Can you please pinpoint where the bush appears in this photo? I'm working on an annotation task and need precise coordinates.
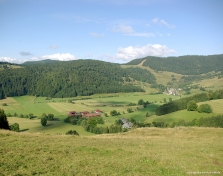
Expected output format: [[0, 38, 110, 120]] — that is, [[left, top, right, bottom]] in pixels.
[[66, 130, 79, 135], [2, 103, 7, 106], [7, 113, 12, 117], [138, 99, 144, 105], [10, 123, 20, 132], [198, 104, 213, 113], [187, 100, 198, 111], [41, 118, 47, 126]]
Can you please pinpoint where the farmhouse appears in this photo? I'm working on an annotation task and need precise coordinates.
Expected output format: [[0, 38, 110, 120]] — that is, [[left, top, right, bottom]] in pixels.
[[95, 109, 103, 114], [68, 111, 77, 117], [80, 111, 89, 116], [68, 110, 101, 118], [121, 118, 133, 129]]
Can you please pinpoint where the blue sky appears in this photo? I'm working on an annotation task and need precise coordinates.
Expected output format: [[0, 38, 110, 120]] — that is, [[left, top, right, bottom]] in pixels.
[[0, 0, 222, 63]]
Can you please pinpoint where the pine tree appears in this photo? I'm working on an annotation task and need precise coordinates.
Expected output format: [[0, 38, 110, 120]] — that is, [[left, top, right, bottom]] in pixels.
[[0, 109, 10, 130]]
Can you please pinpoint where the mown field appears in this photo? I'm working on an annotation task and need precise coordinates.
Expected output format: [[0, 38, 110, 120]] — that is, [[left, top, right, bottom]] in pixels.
[[0, 127, 222, 175]]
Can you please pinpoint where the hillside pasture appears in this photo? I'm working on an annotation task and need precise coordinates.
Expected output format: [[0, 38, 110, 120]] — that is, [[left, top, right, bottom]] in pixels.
[[0, 127, 222, 175], [7, 117, 93, 135], [193, 77, 223, 91], [145, 99, 223, 124]]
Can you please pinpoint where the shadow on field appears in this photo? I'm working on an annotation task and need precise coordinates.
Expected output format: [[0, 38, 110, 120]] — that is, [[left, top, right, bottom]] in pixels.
[[19, 128, 29, 132]]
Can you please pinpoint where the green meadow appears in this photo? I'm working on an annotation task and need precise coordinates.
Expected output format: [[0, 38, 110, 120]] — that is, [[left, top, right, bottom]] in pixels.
[[1, 92, 223, 135]]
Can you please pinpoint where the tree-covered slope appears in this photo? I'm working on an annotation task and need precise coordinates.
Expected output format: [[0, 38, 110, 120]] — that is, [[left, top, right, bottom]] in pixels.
[[0, 60, 156, 98], [126, 54, 223, 75]]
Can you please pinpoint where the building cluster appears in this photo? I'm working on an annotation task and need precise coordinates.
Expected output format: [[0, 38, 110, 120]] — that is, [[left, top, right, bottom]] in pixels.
[[68, 109, 102, 118]]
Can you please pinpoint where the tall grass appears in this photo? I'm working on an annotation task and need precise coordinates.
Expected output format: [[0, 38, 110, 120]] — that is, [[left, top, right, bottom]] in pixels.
[[0, 127, 222, 175]]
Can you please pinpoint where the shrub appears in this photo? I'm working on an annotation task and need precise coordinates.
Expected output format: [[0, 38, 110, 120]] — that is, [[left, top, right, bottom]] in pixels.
[[41, 118, 47, 126], [198, 104, 213, 113], [66, 130, 79, 136], [10, 123, 20, 132], [7, 113, 12, 117], [187, 100, 198, 111], [2, 103, 7, 106], [138, 99, 144, 105]]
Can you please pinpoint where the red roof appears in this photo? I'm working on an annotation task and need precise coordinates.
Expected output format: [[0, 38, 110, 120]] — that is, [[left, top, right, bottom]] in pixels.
[[81, 111, 89, 115], [68, 111, 77, 116], [85, 113, 101, 118], [95, 109, 102, 113]]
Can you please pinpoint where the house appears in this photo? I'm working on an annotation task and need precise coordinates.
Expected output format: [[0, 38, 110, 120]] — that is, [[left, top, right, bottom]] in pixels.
[[95, 109, 103, 114], [122, 122, 133, 129], [80, 111, 89, 116], [68, 111, 77, 117], [85, 113, 101, 118], [120, 118, 133, 129], [121, 118, 128, 124], [68, 111, 81, 117]]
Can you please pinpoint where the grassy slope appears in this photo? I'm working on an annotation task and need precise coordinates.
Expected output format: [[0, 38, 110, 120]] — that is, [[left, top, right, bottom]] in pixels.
[[1, 127, 223, 175], [122, 61, 182, 85]]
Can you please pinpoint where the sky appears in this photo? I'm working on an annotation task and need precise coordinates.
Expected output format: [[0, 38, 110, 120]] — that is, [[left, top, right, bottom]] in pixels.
[[0, 0, 223, 64]]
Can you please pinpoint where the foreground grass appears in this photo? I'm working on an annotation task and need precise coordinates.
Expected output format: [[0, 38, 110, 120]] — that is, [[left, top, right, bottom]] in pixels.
[[0, 127, 222, 176]]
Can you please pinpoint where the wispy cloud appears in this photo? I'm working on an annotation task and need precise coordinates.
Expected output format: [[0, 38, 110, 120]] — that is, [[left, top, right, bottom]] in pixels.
[[115, 44, 176, 61], [83, 0, 164, 5], [152, 18, 175, 28], [19, 51, 33, 56], [89, 32, 105, 37], [42, 53, 76, 61], [54, 13, 103, 24], [112, 24, 155, 37], [50, 45, 58, 49]]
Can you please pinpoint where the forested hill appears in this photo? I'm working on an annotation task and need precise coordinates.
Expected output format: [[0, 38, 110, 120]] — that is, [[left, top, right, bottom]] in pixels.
[[126, 54, 223, 75], [0, 60, 156, 98]]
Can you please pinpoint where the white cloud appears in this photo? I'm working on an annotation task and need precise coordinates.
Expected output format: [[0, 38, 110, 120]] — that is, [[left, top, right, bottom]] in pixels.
[[89, 32, 105, 37], [152, 18, 175, 28], [112, 24, 155, 37], [0, 57, 16, 63], [42, 53, 76, 61], [116, 44, 176, 61]]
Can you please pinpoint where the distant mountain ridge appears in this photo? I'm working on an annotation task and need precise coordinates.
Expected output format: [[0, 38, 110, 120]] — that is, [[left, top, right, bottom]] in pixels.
[[126, 54, 223, 75], [22, 59, 60, 65]]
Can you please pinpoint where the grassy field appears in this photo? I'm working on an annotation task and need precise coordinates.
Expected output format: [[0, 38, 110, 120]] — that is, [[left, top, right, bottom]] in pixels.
[[0, 127, 222, 175], [1, 94, 223, 135]]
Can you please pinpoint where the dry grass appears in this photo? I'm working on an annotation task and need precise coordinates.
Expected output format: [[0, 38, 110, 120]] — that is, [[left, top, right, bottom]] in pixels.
[[0, 127, 222, 175]]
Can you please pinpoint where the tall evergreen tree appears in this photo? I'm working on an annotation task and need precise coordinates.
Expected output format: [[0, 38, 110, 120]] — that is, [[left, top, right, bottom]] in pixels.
[[0, 109, 10, 130]]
